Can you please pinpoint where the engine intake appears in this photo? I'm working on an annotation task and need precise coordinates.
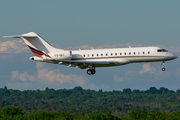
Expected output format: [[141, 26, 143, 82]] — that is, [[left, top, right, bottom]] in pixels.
[[29, 56, 43, 61]]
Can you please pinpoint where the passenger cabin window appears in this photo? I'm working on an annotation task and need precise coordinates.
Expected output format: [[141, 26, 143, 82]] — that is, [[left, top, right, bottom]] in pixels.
[[87, 54, 89, 57], [148, 51, 150, 54], [120, 53, 122, 55], [101, 54, 103, 56], [143, 52, 145, 54], [111, 53, 113, 56], [115, 53, 117, 55], [83, 55, 85, 57], [157, 49, 168, 52], [134, 52, 135, 55], [97, 54, 99, 56], [92, 54, 94, 57], [106, 53, 108, 56], [129, 52, 131, 55], [124, 53, 126, 55]]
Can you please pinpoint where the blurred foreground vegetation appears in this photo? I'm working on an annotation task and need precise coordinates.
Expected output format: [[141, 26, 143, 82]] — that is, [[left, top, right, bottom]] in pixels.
[[1, 106, 180, 120], [1, 86, 180, 118]]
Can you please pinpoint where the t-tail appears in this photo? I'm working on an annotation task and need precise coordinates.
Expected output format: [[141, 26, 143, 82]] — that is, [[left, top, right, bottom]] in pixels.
[[4, 32, 64, 58]]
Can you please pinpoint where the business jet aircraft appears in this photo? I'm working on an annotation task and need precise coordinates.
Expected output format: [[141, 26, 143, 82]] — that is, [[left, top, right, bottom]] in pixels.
[[4, 32, 177, 75]]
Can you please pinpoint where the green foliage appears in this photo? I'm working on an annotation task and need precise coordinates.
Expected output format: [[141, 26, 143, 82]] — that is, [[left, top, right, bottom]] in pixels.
[[55, 111, 74, 120], [0, 106, 23, 119], [128, 109, 148, 119], [1, 106, 180, 120], [28, 112, 56, 120], [0, 86, 180, 117]]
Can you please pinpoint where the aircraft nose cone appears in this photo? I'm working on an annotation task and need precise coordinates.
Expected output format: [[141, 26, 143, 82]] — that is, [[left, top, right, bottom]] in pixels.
[[171, 54, 178, 59], [174, 55, 178, 59], [168, 53, 178, 60]]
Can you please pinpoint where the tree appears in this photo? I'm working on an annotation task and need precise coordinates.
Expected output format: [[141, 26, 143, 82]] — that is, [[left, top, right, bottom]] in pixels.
[[0, 106, 23, 118], [159, 87, 169, 93], [123, 88, 132, 94], [176, 89, 180, 93], [29, 111, 55, 120], [73, 86, 83, 91], [45, 87, 49, 91], [4, 86, 7, 90], [169, 90, 175, 93], [105, 110, 114, 120], [128, 109, 148, 119], [150, 87, 157, 91], [99, 89, 103, 92], [145, 87, 159, 94], [133, 89, 141, 93]]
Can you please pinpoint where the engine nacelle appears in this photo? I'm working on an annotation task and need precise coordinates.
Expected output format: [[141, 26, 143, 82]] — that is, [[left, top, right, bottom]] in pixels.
[[29, 56, 44, 61], [49, 50, 72, 60]]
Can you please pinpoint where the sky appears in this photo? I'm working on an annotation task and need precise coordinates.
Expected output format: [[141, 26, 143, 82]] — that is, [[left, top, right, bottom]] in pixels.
[[0, 0, 180, 91]]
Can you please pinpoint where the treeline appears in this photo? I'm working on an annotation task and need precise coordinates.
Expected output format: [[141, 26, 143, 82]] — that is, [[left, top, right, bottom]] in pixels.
[[1, 106, 180, 120], [1, 86, 180, 116]]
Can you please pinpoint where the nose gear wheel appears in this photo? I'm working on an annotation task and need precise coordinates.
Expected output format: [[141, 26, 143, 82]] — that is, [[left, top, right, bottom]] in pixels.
[[162, 67, 166, 71]]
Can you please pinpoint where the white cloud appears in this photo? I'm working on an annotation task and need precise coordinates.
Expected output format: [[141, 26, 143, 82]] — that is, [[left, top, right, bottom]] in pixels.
[[11, 62, 86, 86], [0, 40, 29, 53], [125, 70, 132, 77], [36, 62, 85, 85], [113, 74, 123, 82], [138, 63, 157, 75], [11, 71, 34, 81]]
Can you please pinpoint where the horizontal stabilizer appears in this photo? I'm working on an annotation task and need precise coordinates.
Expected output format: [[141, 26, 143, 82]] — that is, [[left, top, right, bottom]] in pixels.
[[3, 35, 37, 38], [4, 32, 37, 38]]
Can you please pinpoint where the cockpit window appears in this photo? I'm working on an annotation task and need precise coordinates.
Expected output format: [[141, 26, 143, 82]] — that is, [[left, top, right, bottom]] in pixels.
[[157, 49, 168, 52]]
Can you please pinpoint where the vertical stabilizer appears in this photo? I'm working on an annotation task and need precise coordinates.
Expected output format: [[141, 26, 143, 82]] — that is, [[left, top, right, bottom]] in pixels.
[[4, 32, 63, 57]]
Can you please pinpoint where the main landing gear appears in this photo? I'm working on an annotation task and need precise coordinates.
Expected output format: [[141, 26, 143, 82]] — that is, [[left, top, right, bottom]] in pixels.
[[87, 66, 96, 75], [162, 61, 166, 71], [87, 69, 96, 75]]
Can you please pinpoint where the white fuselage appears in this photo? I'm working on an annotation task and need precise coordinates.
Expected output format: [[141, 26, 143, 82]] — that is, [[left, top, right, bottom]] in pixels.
[[68, 46, 177, 67]]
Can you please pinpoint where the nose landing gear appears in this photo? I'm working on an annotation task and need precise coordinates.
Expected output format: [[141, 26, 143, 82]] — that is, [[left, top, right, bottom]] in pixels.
[[162, 61, 166, 71]]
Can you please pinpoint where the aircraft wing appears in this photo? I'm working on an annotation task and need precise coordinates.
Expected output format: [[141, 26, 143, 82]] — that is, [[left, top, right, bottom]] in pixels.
[[52, 59, 109, 69], [56, 60, 110, 64], [52, 59, 130, 69]]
